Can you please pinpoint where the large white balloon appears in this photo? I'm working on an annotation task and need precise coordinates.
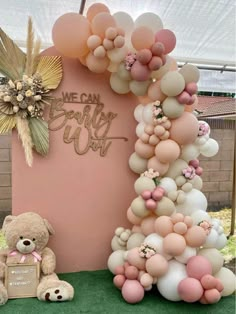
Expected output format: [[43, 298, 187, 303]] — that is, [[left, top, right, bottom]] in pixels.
[[107, 250, 125, 274], [202, 229, 218, 248], [200, 138, 219, 157], [113, 12, 134, 37], [176, 189, 208, 216], [134, 12, 163, 33], [159, 177, 177, 194], [157, 260, 187, 301], [214, 267, 236, 296], [180, 144, 200, 162], [134, 104, 144, 122], [144, 233, 164, 254], [191, 210, 211, 225], [142, 103, 154, 124], [175, 246, 197, 264]]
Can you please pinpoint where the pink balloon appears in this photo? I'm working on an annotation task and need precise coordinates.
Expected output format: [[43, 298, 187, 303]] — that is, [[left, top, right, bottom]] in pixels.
[[113, 274, 126, 289], [137, 49, 152, 65], [177, 91, 191, 104], [127, 248, 146, 270], [185, 226, 207, 247], [146, 199, 157, 210], [141, 190, 152, 200], [185, 82, 198, 95], [204, 289, 221, 304], [131, 26, 155, 50], [146, 254, 169, 277], [91, 12, 116, 38], [195, 167, 203, 175], [52, 13, 91, 58], [186, 256, 212, 280], [155, 29, 176, 54], [125, 266, 139, 280], [151, 42, 165, 56], [148, 56, 163, 71], [200, 274, 218, 290], [86, 53, 110, 73], [122, 280, 145, 304], [155, 216, 173, 237], [131, 61, 151, 81], [189, 159, 199, 168], [169, 112, 199, 145], [155, 139, 180, 163], [178, 278, 204, 302]]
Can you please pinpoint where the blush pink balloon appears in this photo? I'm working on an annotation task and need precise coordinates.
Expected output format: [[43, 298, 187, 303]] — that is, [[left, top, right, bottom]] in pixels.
[[131, 61, 151, 81], [185, 226, 207, 247], [204, 289, 221, 304], [147, 80, 167, 102], [141, 190, 152, 200], [200, 274, 218, 290], [177, 91, 191, 104], [186, 256, 212, 280], [169, 112, 199, 145], [113, 274, 126, 289], [146, 199, 157, 210], [148, 56, 163, 71], [146, 254, 169, 277], [91, 12, 116, 38], [155, 29, 176, 54], [125, 266, 139, 280], [151, 42, 165, 56], [155, 139, 180, 163], [122, 280, 145, 303], [52, 13, 91, 58], [131, 26, 155, 50], [86, 3, 110, 22], [127, 248, 146, 270], [137, 49, 152, 65], [140, 216, 156, 235], [178, 278, 204, 302], [185, 82, 198, 95]]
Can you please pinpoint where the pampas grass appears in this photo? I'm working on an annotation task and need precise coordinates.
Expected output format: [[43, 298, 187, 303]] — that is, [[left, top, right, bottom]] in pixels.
[[16, 116, 33, 166]]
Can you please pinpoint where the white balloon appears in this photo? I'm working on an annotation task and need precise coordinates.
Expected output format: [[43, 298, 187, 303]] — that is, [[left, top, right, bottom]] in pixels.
[[215, 233, 227, 250], [107, 46, 128, 63], [214, 267, 236, 296], [136, 122, 145, 137], [176, 189, 208, 216], [144, 233, 164, 254], [157, 260, 187, 301], [134, 104, 144, 122], [135, 13, 163, 33], [107, 250, 125, 274], [175, 246, 197, 264], [191, 210, 211, 225], [142, 103, 154, 124], [113, 12, 134, 37], [180, 144, 200, 162], [159, 177, 177, 195], [203, 229, 218, 248], [200, 138, 219, 157]]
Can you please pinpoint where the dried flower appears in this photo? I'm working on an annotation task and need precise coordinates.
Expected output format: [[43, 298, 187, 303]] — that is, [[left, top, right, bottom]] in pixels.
[[22, 75, 29, 82], [17, 82, 22, 90], [25, 90, 33, 97], [139, 243, 157, 258], [13, 105, 19, 113], [16, 94, 24, 102], [198, 122, 209, 136], [3, 95, 11, 102], [34, 95, 41, 101], [182, 166, 196, 179], [142, 168, 159, 180], [198, 220, 212, 235], [8, 80, 15, 88], [124, 52, 136, 70]]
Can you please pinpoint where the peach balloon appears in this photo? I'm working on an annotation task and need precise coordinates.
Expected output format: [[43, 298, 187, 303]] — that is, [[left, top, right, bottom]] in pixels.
[[173, 222, 188, 235], [137, 95, 153, 104], [86, 53, 110, 73], [186, 256, 212, 280], [86, 3, 110, 22], [147, 157, 169, 176], [127, 248, 146, 270], [127, 207, 142, 225], [52, 13, 91, 58], [91, 12, 116, 38], [131, 26, 155, 50], [140, 216, 156, 235], [140, 273, 153, 287], [113, 274, 126, 289], [154, 216, 173, 237], [163, 233, 186, 256], [204, 289, 221, 304], [185, 226, 207, 247], [146, 254, 169, 277], [78, 54, 88, 66], [169, 112, 199, 145], [155, 140, 180, 163], [147, 80, 167, 102], [135, 139, 155, 159]]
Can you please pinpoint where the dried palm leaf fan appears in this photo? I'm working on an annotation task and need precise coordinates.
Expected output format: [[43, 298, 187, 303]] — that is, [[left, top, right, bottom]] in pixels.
[[0, 17, 63, 166]]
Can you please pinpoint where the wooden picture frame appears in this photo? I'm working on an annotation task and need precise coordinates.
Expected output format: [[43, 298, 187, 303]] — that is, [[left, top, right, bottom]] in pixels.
[[5, 263, 40, 299]]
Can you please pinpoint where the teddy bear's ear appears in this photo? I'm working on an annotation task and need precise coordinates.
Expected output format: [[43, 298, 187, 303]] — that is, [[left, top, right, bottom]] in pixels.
[[2, 215, 16, 233], [43, 219, 55, 235]]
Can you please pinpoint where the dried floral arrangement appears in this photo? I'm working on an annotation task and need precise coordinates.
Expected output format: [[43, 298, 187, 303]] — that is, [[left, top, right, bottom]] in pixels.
[[0, 18, 62, 166]]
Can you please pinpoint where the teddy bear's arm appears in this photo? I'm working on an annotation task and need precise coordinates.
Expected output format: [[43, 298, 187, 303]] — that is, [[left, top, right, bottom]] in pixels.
[[0, 249, 8, 280], [41, 247, 56, 275]]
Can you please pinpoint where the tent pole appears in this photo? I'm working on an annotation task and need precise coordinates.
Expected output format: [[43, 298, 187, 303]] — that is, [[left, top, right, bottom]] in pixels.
[[79, 0, 86, 15]]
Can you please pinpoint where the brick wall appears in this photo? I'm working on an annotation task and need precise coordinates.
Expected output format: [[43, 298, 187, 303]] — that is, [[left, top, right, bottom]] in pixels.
[[0, 121, 234, 223], [0, 133, 11, 225]]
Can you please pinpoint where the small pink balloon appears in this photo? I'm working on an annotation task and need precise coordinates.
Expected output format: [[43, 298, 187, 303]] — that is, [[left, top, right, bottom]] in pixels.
[[204, 289, 221, 304], [187, 256, 212, 280], [114, 35, 125, 48], [146, 199, 157, 210], [177, 91, 191, 104], [178, 278, 204, 302], [140, 273, 153, 287], [186, 95, 195, 105], [131, 61, 151, 81], [215, 279, 224, 292], [137, 49, 152, 65], [148, 56, 163, 71], [125, 266, 139, 280], [87, 35, 102, 50], [121, 279, 145, 304], [161, 54, 167, 64], [151, 42, 165, 56], [151, 190, 163, 201], [155, 29, 176, 54], [195, 167, 203, 176], [141, 190, 152, 200], [113, 274, 126, 289], [189, 159, 199, 168], [185, 82, 198, 95], [173, 222, 188, 235], [200, 274, 217, 290]]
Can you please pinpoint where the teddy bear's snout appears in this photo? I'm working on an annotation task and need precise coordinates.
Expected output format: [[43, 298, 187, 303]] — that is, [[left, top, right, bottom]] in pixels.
[[16, 238, 36, 254]]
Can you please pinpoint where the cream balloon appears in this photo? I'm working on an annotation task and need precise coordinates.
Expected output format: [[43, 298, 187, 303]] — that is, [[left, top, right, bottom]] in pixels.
[[197, 248, 224, 274], [179, 64, 200, 83], [180, 144, 200, 162], [113, 12, 134, 37], [135, 13, 163, 33], [200, 139, 219, 157], [176, 189, 207, 216], [142, 103, 154, 124], [110, 73, 130, 94], [107, 250, 125, 274], [191, 210, 211, 225], [127, 233, 146, 250], [129, 152, 148, 174], [159, 177, 177, 194], [162, 97, 185, 119], [107, 46, 128, 63], [175, 246, 197, 264], [214, 267, 236, 297], [134, 176, 156, 195], [160, 72, 185, 97], [117, 62, 132, 80], [136, 122, 145, 137], [131, 196, 150, 217], [165, 159, 188, 179], [130, 80, 151, 96], [107, 61, 119, 72]]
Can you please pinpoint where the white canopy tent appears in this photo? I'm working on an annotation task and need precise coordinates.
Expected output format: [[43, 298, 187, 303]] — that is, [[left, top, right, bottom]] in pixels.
[[0, 0, 235, 92]]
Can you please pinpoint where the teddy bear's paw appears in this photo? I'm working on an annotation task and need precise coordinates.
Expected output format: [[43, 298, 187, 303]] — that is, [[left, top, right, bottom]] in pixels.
[[0, 285, 8, 305], [38, 280, 74, 302]]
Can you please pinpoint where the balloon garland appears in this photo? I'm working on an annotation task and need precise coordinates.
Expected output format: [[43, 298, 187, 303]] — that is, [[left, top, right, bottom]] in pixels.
[[51, 3, 235, 305]]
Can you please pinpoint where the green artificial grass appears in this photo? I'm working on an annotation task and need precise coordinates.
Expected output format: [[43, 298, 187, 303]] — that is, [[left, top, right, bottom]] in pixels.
[[0, 270, 235, 314]]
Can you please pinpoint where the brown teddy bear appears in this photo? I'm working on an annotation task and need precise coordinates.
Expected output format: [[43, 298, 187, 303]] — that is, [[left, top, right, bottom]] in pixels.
[[0, 212, 74, 305]]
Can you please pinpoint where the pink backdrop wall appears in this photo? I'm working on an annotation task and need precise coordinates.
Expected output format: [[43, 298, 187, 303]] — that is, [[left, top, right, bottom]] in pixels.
[[12, 47, 139, 273]]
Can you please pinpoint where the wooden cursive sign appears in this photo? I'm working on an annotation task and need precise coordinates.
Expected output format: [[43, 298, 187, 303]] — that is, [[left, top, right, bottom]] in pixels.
[[48, 92, 128, 157]]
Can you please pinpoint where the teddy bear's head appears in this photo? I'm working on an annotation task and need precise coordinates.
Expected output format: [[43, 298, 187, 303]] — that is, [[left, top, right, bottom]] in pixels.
[[2, 212, 55, 254]]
